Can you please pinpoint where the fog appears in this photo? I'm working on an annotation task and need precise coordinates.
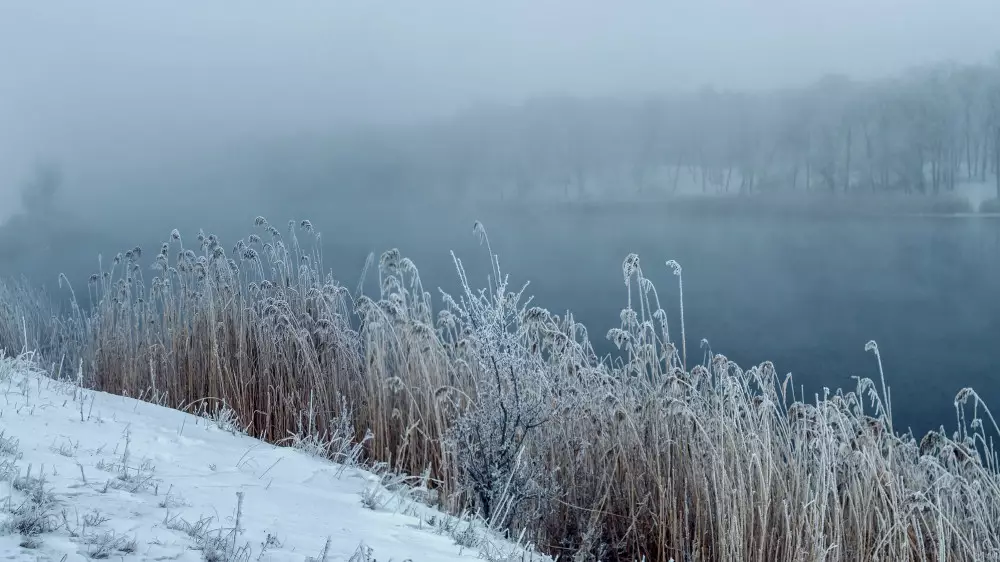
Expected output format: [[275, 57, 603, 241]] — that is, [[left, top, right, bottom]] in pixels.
[[3, 1, 1000, 434], [4, 0, 1000, 209]]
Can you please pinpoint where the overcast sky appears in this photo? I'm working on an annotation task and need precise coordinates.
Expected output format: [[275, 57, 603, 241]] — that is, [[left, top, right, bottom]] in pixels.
[[2, 0, 999, 217]]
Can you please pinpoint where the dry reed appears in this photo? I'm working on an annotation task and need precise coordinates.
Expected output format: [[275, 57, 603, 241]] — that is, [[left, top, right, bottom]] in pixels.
[[1, 217, 998, 561]]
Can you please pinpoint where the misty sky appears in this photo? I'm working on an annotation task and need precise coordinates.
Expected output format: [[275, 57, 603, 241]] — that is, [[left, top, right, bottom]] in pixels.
[[2, 0, 999, 219]]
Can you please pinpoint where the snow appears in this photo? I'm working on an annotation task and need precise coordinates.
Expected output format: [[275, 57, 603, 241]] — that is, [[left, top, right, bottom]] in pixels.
[[0, 354, 550, 562], [956, 179, 998, 210]]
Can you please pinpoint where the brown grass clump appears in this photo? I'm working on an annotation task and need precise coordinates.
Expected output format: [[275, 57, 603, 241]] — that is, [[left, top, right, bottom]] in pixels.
[[2, 217, 999, 561]]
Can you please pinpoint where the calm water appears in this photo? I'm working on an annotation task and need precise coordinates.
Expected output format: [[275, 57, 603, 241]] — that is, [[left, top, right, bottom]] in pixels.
[[406, 209, 1000, 437], [21, 202, 1000, 438]]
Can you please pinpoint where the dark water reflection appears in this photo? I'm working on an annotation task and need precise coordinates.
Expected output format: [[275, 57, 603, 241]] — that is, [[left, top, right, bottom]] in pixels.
[[463, 211, 1000, 437], [14, 201, 1000, 438]]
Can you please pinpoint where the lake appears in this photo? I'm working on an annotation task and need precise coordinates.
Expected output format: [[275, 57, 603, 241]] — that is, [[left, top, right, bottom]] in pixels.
[[12, 198, 1000, 438], [362, 205, 1000, 438]]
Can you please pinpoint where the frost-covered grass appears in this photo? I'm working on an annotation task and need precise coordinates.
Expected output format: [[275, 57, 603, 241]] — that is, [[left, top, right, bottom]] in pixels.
[[2, 216, 999, 561], [0, 277, 60, 360]]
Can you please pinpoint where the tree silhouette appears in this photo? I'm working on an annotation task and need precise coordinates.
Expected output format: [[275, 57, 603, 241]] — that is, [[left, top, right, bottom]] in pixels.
[[20, 161, 62, 215]]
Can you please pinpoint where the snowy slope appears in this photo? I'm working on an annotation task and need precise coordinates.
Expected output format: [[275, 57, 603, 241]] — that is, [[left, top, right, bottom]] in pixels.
[[0, 354, 551, 562]]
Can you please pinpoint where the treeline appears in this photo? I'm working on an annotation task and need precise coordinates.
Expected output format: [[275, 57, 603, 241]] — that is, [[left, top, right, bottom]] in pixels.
[[254, 57, 1000, 203]]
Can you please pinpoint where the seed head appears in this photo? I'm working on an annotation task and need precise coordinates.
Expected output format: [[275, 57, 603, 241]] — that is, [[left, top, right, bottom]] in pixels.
[[473, 220, 487, 244], [622, 254, 640, 283], [380, 249, 401, 273]]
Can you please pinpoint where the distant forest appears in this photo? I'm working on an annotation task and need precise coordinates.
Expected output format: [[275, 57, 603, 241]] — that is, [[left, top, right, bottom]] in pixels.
[[253, 56, 1000, 204], [6, 56, 1000, 277]]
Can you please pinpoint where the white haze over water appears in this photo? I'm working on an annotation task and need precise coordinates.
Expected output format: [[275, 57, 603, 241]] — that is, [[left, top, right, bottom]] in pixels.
[[1, 0, 1000, 220]]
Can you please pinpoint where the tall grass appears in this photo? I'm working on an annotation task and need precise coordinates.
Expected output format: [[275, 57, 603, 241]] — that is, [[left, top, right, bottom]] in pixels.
[[0, 277, 64, 359], [1, 216, 998, 561]]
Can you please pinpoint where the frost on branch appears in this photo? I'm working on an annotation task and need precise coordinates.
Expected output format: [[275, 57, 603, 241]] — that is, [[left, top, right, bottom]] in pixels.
[[440, 222, 555, 528]]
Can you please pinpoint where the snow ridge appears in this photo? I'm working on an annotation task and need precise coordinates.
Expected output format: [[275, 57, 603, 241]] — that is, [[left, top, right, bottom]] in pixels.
[[0, 353, 550, 562]]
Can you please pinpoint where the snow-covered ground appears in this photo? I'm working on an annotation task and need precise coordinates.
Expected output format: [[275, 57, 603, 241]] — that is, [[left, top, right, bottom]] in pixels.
[[956, 180, 998, 211], [0, 353, 550, 562]]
